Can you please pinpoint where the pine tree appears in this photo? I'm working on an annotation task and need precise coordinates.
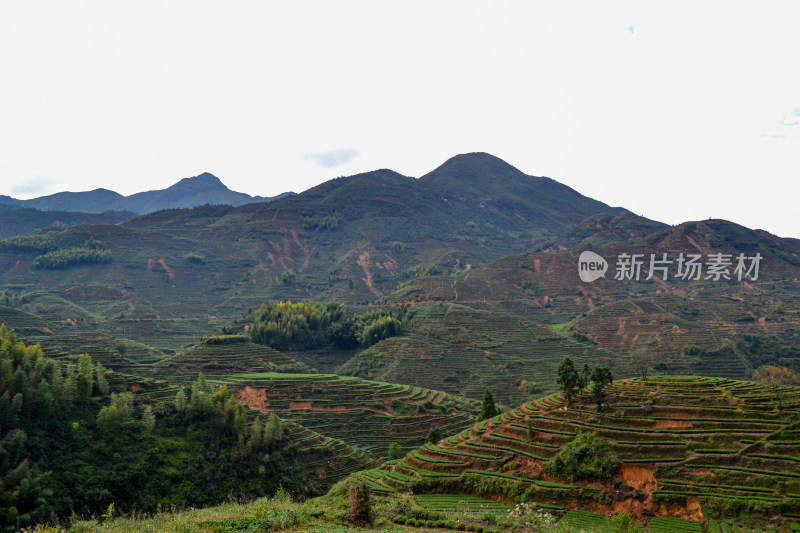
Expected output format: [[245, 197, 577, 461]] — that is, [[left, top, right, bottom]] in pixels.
[[141, 404, 156, 431], [479, 387, 499, 421], [556, 357, 580, 407], [174, 388, 187, 412], [590, 367, 614, 412], [95, 362, 109, 395]]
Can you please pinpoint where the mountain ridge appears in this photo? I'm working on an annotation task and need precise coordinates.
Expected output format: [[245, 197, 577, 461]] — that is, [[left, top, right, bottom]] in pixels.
[[0, 172, 294, 215]]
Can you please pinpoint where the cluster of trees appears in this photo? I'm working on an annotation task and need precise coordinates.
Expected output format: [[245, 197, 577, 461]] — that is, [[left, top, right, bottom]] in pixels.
[[248, 300, 402, 351], [0, 234, 56, 253], [0, 235, 113, 270], [301, 214, 343, 231], [0, 326, 112, 529], [31, 247, 112, 270], [556, 357, 613, 411], [0, 325, 308, 528], [0, 290, 18, 307]]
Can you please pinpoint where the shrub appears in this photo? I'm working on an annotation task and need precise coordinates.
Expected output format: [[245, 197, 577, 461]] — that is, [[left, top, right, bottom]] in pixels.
[[543, 432, 617, 481], [345, 480, 373, 526]]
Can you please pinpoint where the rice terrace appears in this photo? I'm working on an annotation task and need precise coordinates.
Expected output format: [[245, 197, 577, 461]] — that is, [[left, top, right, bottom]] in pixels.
[[2, 3, 800, 531]]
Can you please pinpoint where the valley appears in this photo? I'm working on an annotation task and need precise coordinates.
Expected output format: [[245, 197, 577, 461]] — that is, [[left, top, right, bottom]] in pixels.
[[1, 153, 799, 531]]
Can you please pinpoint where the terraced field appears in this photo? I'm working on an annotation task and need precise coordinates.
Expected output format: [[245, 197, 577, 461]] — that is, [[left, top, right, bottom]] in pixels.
[[100, 367, 377, 491], [339, 303, 623, 405], [153, 334, 312, 380], [368, 376, 800, 529], [226, 372, 480, 458]]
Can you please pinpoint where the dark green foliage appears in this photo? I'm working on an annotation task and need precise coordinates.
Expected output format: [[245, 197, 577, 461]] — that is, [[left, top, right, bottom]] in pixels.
[[403, 263, 441, 279], [479, 388, 499, 421], [590, 366, 613, 412], [345, 480, 373, 526], [301, 213, 343, 231], [249, 300, 401, 351], [0, 234, 56, 253], [426, 427, 443, 444], [183, 251, 208, 263], [544, 432, 617, 481], [31, 247, 112, 269], [578, 364, 591, 390], [388, 442, 403, 459], [556, 357, 580, 407], [0, 326, 317, 527]]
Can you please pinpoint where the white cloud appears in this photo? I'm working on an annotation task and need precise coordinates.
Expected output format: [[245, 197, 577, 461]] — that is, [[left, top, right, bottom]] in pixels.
[[300, 149, 361, 169]]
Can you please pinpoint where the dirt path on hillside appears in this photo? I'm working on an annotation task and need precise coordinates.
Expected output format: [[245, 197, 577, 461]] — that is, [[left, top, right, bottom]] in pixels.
[[290, 228, 310, 272], [357, 251, 384, 297], [158, 257, 175, 280]]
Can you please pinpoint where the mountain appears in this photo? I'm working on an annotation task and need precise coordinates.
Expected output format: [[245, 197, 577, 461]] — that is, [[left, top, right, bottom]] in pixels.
[[420, 152, 628, 231], [0, 207, 136, 239], [0, 172, 293, 214]]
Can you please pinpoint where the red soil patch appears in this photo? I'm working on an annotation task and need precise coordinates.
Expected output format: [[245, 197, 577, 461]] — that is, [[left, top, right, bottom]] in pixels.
[[357, 251, 384, 298], [147, 258, 155, 274], [653, 420, 693, 429], [235, 386, 268, 412], [129, 384, 143, 392], [289, 228, 310, 273], [65, 317, 77, 326], [620, 464, 657, 493], [158, 257, 175, 280], [268, 240, 287, 269]]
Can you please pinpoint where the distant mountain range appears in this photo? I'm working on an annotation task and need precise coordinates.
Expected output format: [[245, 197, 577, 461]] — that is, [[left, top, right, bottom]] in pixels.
[[0, 172, 294, 215]]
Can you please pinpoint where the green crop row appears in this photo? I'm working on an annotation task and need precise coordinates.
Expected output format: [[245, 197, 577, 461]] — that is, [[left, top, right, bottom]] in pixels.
[[748, 453, 800, 462]]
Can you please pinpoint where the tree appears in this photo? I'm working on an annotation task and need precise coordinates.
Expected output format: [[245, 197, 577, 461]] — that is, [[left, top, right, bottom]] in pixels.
[[590, 367, 614, 412], [387, 442, 402, 460], [75, 353, 94, 403], [174, 388, 187, 412], [543, 432, 617, 481], [631, 348, 654, 381], [426, 427, 442, 444], [556, 357, 580, 407], [264, 413, 283, 446], [479, 387, 499, 420], [346, 480, 373, 526], [95, 362, 109, 396], [752, 365, 800, 412], [578, 364, 592, 390], [141, 404, 156, 431]]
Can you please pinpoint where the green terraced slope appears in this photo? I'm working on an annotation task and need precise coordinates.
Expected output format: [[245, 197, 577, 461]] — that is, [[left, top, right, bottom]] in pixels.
[[368, 376, 800, 529], [218, 372, 480, 459], [338, 303, 622, 405]]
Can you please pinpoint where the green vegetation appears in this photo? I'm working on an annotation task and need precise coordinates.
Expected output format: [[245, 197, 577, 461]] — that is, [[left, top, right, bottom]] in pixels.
[[31, 247, 112, 269], [752, 365, 800, 411], [183, 251, 208, 263], [249, 300, 401, 351], [302, 213, 343, 231], [557, 356, 580, 407], [0, 233, 56, 252], [543, 431, 618, 481], [590, 366, 613, 412], [479, 387, 499, 421]]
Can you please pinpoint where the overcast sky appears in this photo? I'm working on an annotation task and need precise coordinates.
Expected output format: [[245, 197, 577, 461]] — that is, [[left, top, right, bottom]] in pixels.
[[1, 2, 798, 237]]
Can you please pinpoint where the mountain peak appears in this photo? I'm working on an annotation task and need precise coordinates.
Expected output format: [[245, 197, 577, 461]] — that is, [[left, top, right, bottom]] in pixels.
[[421, 152, 527, 183], [169, 172, 228, 192]]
